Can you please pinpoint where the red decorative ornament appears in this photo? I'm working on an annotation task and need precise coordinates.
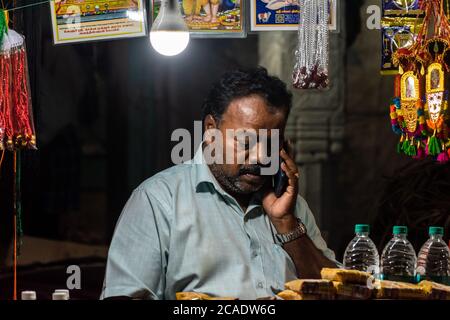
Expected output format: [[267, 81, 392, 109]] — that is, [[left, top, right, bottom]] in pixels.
[[0, 28, 36, 151]]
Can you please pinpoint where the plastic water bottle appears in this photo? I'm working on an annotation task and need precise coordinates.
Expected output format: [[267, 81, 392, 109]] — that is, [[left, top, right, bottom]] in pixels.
[[343, 224, 379, 274], [416, 226, 450, 285], [381, 226, 417, 282]]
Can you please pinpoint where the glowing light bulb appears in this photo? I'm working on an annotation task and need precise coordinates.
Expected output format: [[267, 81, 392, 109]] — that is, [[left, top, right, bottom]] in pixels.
[[150, 0, 190, 56]]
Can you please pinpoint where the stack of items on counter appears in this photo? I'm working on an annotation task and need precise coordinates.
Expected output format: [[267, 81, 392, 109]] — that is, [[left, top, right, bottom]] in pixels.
[[176, 223, 450, 300], [248, 267, 450, 300], [279, 269, 373, 300], [277, 268, 450, 300], [176, 270, 450, 300]]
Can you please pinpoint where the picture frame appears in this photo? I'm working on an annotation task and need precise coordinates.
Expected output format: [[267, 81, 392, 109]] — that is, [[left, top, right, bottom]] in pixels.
[[151, 0, 247, 38], [401, 71, 420, 102], [49, 0, 148, 44], [426, 63, 445, 93], [250, 0, 338, 32]]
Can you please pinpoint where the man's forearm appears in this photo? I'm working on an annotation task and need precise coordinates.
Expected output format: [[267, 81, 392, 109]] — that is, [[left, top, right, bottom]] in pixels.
[[282, 236, 337, 279], [271, 216, 337, 279]]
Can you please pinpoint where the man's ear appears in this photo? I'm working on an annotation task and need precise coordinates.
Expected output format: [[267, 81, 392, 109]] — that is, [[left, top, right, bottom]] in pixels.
[[204, 114, 218, 131], [203, 115, 219, 144]]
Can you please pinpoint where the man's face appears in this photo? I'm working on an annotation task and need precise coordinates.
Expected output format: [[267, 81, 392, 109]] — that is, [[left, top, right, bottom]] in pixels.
[[205, 94, 287, 195]]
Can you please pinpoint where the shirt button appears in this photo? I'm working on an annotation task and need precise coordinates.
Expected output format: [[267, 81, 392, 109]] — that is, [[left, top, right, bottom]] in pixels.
[[257, 282, 264, 289]]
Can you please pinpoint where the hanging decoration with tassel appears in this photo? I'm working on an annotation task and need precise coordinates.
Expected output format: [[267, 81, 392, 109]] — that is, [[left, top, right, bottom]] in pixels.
[[388, 0, 450, 162], [0, 10, 36, 151], [292, 0, 329, 89], [0, 8, 36, 300], [425, 61, 449, 161]]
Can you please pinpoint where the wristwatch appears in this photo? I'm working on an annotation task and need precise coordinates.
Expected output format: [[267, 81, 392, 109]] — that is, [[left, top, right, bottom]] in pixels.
[[275, 218, 307, 245]]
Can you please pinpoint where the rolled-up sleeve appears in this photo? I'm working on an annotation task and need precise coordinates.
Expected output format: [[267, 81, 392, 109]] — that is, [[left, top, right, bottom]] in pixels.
[[100, 187, 170, 300]]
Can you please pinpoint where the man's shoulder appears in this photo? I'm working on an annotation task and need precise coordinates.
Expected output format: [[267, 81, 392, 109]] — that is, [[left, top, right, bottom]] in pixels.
[[135, 162, 195, 197]]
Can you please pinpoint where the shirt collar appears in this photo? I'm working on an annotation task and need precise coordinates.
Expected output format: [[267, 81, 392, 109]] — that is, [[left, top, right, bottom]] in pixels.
[[190, 143, 232, 197]]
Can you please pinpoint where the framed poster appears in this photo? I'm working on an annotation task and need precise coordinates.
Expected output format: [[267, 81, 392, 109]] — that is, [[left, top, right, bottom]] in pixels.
[[151, 0, 246, 38], [50, 0, 147, 44], [250, 0, 338, 32], [382, 0, 423, 17]]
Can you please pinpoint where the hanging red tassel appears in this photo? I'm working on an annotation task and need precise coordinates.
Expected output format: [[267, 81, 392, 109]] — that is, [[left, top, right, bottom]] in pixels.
[[0, 17, 36, 301], [0, 56, 7, 150], [437, 151, 449, 163], [0, 28, 36, 151], [0, 53, 13, 150], [11, 47, 35, 149]]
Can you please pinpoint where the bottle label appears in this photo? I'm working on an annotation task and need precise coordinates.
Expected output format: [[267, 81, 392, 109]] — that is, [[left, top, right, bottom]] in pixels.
[[416, 275, 450, 286], [380, 274, 417, 284]]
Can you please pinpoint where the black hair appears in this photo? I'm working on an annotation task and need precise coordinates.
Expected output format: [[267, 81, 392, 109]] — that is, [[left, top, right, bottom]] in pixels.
[[202, 67, 292, 123]]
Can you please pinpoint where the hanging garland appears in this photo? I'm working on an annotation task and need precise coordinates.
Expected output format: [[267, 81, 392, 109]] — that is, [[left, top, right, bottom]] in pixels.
[[292, 0, 329, 89], [0, 8, 36, 300], [389, 0, 450, 162], [0, 13, 36, 151]]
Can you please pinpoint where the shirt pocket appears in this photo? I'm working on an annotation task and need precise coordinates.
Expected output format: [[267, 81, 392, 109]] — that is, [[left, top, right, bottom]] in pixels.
[[258, 236, 298, 290]]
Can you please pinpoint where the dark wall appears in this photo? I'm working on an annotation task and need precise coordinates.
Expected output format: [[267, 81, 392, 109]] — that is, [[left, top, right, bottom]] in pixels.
[[0, 4, 259, 268]]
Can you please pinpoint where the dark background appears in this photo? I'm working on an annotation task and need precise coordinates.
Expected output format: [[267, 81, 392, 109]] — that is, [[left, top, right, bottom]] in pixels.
[[0, 1, 449, 299]]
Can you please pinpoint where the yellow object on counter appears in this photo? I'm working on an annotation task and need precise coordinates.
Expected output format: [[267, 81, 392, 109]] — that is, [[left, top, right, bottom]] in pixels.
[[332, 281, 373, 300], [176, 292, 236, 300], [277, 290, 327, 300], [418, 280, 450, 300], [321, 268, 372, 285], [285, 279, 335, 295], [277, 290, 303, 300], [374, 280, 427, 300]]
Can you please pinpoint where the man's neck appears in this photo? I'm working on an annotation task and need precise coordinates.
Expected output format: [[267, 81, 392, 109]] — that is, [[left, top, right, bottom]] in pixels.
[[229, 192, 251, 213]]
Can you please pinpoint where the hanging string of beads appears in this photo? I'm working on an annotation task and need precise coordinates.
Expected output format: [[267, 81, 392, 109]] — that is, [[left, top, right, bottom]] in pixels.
[[292, 0, 329, 89]]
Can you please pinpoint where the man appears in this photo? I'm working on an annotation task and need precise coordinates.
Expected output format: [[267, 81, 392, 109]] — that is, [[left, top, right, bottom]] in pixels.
[[101, 67, 337, 300]]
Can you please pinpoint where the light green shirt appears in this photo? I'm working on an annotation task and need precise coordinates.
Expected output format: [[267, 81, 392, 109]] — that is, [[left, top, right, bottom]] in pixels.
[[101, 146, 336, 300]]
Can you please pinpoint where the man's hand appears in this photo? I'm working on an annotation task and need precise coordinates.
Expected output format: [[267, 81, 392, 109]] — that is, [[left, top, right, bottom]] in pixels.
[[262, 148, 299, 234], [262, 145, 338, 278]]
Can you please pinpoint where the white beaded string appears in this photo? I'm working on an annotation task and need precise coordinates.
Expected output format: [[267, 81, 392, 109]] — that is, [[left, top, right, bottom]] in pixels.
[[293, 0, 329, 89]]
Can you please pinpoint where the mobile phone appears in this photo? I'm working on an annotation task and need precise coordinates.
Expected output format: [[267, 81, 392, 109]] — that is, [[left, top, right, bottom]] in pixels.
[[273, 158, 288, 198], [273, 140, 289, 197]]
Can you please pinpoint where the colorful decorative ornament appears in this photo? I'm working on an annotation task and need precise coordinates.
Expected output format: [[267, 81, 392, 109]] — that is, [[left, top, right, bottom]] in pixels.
[[387, 0, 450, 162], [391, 71, 427, 157], [424, 61, 449, 158], [0, 15, 36, 151], [0, 9, 36, 300]]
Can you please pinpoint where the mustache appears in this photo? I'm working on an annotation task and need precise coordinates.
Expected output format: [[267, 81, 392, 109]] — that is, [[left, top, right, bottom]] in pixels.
[[239, 165, 263, 176]]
